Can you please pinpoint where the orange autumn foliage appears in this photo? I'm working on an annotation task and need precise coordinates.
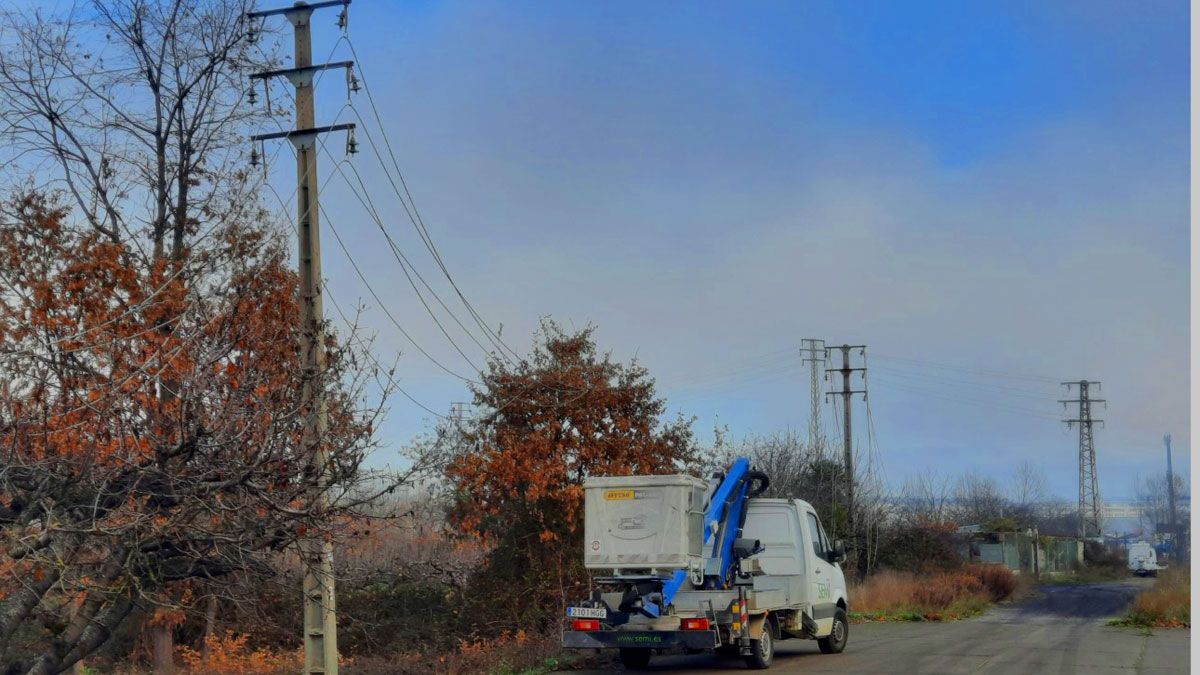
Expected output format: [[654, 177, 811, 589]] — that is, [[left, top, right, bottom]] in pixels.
[[447, 322, 695, 545], [0, 193, 378, 670], [178, 631, 302, 675], [443, 322, 695, 624]]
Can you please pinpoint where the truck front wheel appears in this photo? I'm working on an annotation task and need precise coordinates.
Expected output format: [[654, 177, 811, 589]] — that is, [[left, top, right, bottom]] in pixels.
[[818, 608, 849, 654], [743, 628, 774, 669], [619, 648, 651, 670]]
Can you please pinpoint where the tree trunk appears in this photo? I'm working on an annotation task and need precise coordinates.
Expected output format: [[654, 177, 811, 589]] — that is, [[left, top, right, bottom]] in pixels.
[[200, 595, 218, 660], [151, 624, 175, 674]]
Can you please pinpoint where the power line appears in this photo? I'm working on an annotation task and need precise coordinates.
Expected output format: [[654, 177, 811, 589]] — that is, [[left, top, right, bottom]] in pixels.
[[343, 36, 521, 363], [260, 170, 451, 421], [869, 373, 1062, 421], [261, 82, 499, 383], [336, 145, 495, 363], [867, 362, 1055, 400], [869, 352, 1062, 385]]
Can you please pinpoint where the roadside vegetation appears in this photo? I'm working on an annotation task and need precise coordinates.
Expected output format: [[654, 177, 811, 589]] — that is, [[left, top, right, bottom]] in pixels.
[[1110, 568, 1190, 629], [851, 563, 1019, 622]]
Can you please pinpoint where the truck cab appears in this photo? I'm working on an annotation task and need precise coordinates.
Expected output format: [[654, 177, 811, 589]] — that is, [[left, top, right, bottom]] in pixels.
[[564, 463, 851, 670], [744, 499, 848, 636]]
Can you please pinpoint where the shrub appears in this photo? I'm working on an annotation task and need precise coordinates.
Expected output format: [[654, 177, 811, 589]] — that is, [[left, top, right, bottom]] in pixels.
[[1083, 541, 1125, 573], [875, 523, 963, 574], [1120, 568, 1190, 628], [966, 564, 1017, 602], [178, 631, 302, 675]]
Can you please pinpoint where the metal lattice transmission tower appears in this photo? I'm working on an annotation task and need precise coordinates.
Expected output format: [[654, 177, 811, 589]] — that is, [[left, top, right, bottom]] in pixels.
[[800, 339, 827, 455], [449, 401, 469, 427], [1060, 380, 1105, 539]]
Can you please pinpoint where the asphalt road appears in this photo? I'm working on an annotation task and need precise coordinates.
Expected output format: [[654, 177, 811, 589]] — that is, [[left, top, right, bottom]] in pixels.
[[571, 579, 1190, 674]]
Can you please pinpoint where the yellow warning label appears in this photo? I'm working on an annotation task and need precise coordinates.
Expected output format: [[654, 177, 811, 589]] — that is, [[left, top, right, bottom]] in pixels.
[[604, 489, 635, 501]]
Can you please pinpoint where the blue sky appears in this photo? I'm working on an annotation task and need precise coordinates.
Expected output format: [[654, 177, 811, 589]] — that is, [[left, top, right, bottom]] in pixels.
[[271, 1, 1189, 502]]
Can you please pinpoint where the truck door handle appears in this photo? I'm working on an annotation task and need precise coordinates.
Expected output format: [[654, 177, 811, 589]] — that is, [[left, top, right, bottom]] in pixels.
[[815, 569, 821, 574]]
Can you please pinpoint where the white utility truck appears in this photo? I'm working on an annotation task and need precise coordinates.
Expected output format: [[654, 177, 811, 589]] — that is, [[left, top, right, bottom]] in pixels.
[[1128, 541, 1161, 576], [562, 458, 850, 670]]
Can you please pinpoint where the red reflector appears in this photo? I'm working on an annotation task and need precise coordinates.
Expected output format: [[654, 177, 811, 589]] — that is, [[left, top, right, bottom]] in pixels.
[[572, 619, 600, 631], [681, 617, 711, 631]]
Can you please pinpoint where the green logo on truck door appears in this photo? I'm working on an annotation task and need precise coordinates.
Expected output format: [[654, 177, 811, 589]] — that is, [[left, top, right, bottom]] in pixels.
[[817, 582, 831, 600]]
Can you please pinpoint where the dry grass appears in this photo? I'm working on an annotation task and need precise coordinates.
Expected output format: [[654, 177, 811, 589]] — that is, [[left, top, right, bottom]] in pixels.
[[1113, 568, 1190, 628], [342, 630, 578, 675], [851, 564, 1018, 622]]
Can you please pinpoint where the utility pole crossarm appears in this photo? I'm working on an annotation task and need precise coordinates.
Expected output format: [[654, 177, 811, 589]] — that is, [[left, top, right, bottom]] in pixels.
[[252, 123, 356, 142], [247, 0, 350, 20], [252, 123, 357, 152], [250, 60, 354, 82]]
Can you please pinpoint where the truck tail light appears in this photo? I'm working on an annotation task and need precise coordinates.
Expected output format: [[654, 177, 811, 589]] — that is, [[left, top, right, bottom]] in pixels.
[[571, 619, 600, 631], [681, 617, 710, 631]]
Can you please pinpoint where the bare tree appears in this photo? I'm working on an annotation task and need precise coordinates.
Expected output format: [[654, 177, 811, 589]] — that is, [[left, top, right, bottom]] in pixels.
[[898, 472, 953, 525], [1135, 472, 1189, 537], [1008, 460, 1048, 527], [0, 0, 277, 259], [949, 472, 1008, 527], [739, 429, 810, 499]]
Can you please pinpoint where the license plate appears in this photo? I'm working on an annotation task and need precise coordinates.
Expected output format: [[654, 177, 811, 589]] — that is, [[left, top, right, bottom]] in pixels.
[[567, 606, 607, 619]]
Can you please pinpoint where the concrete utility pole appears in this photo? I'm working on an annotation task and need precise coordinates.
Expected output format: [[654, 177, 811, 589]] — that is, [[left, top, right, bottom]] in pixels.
[[825, 345, 866, 535], [799, 339, 826, 454], [1060, 381, 1105, 540], [248, 2, 356, 672], [1165, 433, 1178, 547]]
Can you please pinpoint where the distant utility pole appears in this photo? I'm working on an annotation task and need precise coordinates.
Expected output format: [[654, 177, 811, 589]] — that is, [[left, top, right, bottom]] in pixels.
[[799, 339, 826, 454], [248, 2, 356, 673], [1165, 433, 1178, 544], [1060, 381, 1105, 540], [826, 344, 866, 535]]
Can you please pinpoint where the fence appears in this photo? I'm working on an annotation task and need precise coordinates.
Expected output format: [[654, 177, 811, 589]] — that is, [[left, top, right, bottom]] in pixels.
[[959, 532, 1082, 576]]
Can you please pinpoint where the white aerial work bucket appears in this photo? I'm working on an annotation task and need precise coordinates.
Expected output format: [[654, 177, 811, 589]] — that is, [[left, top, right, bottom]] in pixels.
[[582, 474, 709, 571]]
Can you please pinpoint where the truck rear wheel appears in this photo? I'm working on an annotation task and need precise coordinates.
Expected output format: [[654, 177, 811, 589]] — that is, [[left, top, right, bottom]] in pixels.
[[619, 648, 651, 670], [743, 628, 774, 669], [818, 608, 848, 654]]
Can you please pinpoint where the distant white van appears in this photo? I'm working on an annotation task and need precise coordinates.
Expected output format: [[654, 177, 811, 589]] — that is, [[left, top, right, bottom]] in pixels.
[[1128, 541, 1161, 576]]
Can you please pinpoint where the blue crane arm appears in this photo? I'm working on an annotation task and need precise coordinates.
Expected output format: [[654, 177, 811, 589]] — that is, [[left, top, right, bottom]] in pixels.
[[658, 458, 759, 608]]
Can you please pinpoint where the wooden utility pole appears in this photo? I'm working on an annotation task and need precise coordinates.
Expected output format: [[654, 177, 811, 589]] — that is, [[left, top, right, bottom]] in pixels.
[[248, 2, 355, 672], [825, 345, 865, 537]]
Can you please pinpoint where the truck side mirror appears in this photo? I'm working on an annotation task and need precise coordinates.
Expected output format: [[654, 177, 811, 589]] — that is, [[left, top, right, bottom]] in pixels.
[[831, 539, 847, 563], [732, 538, 763, 559]]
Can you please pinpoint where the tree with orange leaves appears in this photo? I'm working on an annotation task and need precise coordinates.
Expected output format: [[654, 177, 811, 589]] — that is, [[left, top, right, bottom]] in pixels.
[[0, 193, 389, 674], [445, 321, 694, 627], [0, 2, 400, 671]]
